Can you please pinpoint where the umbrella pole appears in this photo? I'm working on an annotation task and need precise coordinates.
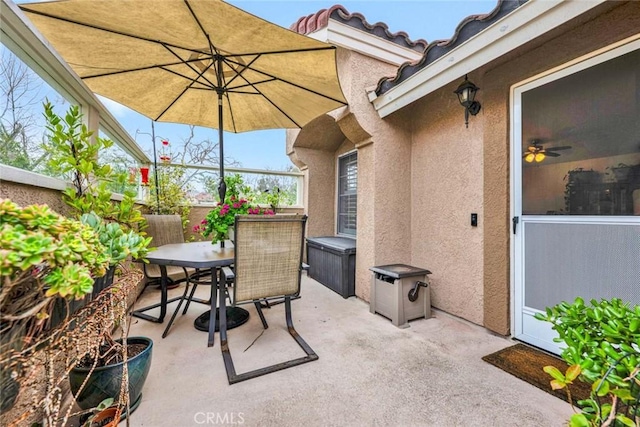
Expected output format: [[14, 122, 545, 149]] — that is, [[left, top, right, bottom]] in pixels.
[[151, 120, 161, 215], [216, 54, 226, 205], [217, 91, 226, 204], [216, 54, 227, 248]]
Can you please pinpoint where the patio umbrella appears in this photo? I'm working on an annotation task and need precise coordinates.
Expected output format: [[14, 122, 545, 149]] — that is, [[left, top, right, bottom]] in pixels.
[[20, 0, 347, 202]]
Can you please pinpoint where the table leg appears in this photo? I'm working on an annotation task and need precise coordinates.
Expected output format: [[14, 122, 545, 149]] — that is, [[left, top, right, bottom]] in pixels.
[[207, 267, 218, 347], [132, 265, 175, 323], [219, 271, 228, 344]]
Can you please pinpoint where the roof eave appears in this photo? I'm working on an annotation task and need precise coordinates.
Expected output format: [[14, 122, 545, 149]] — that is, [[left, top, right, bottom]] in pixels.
[[306, 20, 424, 66], [369, 0, 608, 118]]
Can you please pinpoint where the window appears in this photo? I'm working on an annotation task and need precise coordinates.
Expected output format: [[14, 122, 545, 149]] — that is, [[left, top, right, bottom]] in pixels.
[[521, 46, 640, 216], [0, 46, 72, 176], [337, 151, 357, 236]]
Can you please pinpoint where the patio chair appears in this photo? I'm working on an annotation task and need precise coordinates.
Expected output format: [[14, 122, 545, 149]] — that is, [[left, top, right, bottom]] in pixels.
[[219, 214, 318, 384], [135, 215, 207, 334], [142, 214, 195, 287]]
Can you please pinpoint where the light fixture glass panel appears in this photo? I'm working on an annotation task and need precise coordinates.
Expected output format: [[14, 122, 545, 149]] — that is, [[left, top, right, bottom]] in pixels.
[[535, 152, 546, 162], [460, 88, 470, 104]]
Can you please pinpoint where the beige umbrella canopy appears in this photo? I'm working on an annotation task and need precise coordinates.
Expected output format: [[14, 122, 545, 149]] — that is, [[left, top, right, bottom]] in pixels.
[[20, 0, 347, 200]]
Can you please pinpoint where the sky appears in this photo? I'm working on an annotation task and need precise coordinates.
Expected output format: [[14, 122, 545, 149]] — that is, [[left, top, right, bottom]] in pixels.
[[68, 1, 497, 170]]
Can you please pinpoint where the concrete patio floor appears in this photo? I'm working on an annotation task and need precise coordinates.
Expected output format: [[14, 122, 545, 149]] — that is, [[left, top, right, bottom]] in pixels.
[[127, 274, 573, 427]]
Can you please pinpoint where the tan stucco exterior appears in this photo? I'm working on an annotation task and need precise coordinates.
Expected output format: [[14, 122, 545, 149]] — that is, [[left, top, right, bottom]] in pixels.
[[287, 1, 640, 336], [0, 180, 72, 216]]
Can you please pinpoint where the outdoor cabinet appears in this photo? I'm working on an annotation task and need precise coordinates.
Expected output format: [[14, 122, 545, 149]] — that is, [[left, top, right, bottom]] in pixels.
[[306, 236, 356, 298], [369, 264, 432, 328]]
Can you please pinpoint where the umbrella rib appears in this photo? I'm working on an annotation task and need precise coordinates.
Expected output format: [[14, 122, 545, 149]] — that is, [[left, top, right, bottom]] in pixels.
[[227, 79, 277, 91], [81, 57, 212, 79], [183, 0, 219, 56], [249, 85, 303, 128], [223, 55, 262, 89], [154, 60, 216, 122], [19, 7, 208, 56], [230, 46, 338, 57], [225, 57, 347, 105], [163, 44, 219, 89], [161, 68, 215, 90]]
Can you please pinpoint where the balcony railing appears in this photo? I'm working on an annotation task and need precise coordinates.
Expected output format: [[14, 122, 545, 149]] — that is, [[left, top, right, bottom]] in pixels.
[[147, 162, 304, 207]]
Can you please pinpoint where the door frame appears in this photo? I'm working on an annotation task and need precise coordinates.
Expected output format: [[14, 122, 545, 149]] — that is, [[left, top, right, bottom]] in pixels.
[[510, 36, 640, 353]]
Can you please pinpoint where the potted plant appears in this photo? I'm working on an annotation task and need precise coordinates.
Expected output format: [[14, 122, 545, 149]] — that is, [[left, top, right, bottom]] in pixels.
[[535, 297, 640, 427], [69, 335, 153, 416], [193, 174, 274, 243], [0, 199, 110, 411], [41, 103, 154, 419], [80, 212, 151, 296]]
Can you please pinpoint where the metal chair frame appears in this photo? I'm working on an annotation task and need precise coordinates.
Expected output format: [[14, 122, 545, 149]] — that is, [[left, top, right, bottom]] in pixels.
[[132, 215, 207, 327], [219, 215, 317, 384]]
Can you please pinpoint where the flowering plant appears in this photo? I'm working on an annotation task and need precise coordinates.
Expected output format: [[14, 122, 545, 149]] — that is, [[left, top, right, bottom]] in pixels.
[[193, 195, 274, 243]]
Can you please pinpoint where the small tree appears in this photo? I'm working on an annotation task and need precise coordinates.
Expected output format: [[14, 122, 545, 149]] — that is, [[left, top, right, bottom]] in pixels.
[[41, 102, 145, 231], [146, 165, 192, 231]]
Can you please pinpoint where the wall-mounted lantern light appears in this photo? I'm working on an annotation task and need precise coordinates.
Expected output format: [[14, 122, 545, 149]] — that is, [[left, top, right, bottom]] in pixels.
[[454, 75, 481, 128]]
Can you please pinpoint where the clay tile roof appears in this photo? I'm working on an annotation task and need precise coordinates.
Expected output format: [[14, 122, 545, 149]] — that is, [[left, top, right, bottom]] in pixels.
[[290, 5, 428, 53], [375, 0, 528, 96]]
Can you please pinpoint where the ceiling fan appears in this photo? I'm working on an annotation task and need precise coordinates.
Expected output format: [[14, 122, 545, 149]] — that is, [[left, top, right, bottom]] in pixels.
[[523, 139, 572, 163]]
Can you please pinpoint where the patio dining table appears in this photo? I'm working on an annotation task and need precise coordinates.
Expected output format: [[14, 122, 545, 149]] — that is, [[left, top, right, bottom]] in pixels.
[[133, 240, 245, 347]]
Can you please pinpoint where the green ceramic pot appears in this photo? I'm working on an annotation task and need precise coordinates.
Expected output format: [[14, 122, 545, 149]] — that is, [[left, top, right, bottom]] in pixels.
[[69, 336, 153, 412]]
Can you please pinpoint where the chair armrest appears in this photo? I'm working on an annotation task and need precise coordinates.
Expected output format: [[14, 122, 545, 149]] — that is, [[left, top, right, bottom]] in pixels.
[[222, 266, 235, 281]]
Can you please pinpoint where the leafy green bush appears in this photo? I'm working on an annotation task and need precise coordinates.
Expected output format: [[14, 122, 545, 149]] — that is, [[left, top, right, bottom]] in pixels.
[[535, 297, 640, 427], [41, 102, 145, 232]]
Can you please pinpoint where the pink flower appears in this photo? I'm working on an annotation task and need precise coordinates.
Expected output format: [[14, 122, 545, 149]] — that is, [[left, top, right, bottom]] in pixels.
[[201, 219, 207, 224], [193, 225, 200, 232], [233, 202, 240, 209]]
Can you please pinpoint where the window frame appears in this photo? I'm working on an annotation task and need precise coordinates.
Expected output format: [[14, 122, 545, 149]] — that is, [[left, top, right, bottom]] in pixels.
[[336, 149, 357, 237], [512, 36, 640, 219]]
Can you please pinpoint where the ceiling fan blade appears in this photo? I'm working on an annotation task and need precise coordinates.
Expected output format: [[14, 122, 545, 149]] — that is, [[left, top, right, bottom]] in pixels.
[[545, 152, 561, 157], [547, 146, 572, 151], [528, 138, 551, 145]]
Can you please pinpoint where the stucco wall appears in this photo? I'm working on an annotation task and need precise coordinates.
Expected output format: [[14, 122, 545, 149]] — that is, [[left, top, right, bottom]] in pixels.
[[293, 148, 336, 238], [479, 0, 640, 335], [287, 2, 640, 333], [287, 48, 405, 300], [1, 180, 72, 215], [408, 78, 485, 325]]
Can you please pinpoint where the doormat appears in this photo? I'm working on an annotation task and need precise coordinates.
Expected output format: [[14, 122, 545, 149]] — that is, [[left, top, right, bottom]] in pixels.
[[482, 343, 591, 404]]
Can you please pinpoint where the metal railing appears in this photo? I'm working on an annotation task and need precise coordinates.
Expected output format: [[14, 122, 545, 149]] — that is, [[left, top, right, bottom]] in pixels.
[[145, 162, 304, 207]]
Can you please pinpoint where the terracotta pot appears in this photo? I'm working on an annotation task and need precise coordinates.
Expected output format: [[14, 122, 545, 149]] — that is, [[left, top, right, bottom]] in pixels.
[[90, 406, 121, 427]]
